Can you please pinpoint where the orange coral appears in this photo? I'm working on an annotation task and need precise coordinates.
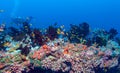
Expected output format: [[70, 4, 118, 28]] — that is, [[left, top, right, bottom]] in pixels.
[[32, 50, 43, 60], [0, 63, 5, 69], [32, 45, 51, 60], [63, 48, 69, 54], [32, 51, 38, 59], [37, 55, 42, 60], [42, 44, 51, 53], [82, 45, 87, 50], [42, 44, 48, 50]]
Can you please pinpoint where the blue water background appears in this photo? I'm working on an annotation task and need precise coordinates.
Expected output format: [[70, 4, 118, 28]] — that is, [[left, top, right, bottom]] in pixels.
[[0, 0, 120, 34]]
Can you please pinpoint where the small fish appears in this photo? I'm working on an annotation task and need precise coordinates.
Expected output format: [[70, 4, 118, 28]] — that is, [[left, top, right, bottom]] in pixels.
[[57, 28, 65, 35], [3, 42, 10, 47], [57, 28, 61, 34], [31, 32, 35, 38]]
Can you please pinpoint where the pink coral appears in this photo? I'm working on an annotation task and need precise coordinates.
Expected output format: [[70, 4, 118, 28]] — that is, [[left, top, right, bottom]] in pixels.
[[39, 42, 120, 73]]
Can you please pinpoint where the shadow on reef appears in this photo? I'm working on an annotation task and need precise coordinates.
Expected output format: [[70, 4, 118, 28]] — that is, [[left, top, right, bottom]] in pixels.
[[22, 67, 69, 73], [22, 66, 120, 73]]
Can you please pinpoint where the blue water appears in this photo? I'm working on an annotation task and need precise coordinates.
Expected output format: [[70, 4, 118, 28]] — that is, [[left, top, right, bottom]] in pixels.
[[1, 1, 120, 73], [0, 0, 120, 33]]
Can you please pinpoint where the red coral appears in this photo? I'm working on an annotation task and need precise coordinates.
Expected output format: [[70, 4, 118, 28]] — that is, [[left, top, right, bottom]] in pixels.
[[0, 63, 5, 69]]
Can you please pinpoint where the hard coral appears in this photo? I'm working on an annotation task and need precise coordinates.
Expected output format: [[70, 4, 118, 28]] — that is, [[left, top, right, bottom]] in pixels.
[[0, 63, 5, 69], [46, 25, 58, 40], [67, 22, 90, 43], [109, 28, 118, 39], [116, 37, 120, 45], [20, 46, 30, 56], [21, 21, 31, 34], [39, 41, 120, 73], [8, 27, 25, 41], [92, 29, 108, 47], [79, 22, 90, 37], [32, 45, 51, 60], [31, 29, 47, 46], [92, 28, 118, 47]]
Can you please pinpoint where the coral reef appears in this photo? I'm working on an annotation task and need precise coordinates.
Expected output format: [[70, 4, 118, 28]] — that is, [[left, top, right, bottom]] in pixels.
[[109, 28, 118, 39], [31, 29, 47, 46], [38, 40, 120, 73], [46, 25, 58, 40], [0, 17, 120, 73], [67, 22, 90, 43]]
